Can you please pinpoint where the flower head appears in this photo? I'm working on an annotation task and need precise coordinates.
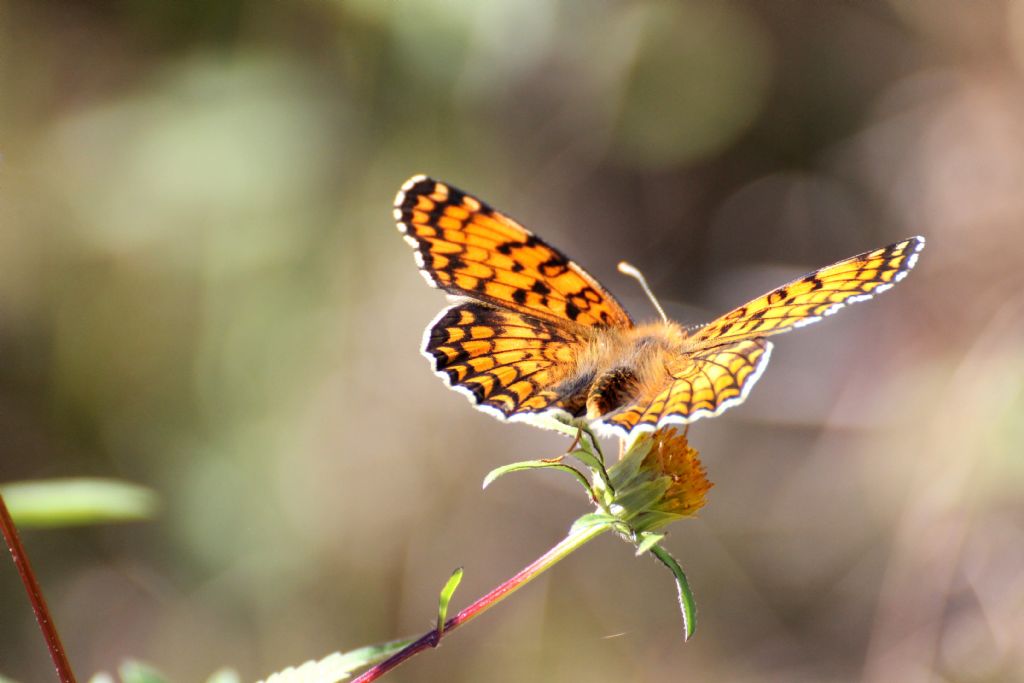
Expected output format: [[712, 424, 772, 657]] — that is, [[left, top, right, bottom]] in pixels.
[[603, 428, 712, 533]]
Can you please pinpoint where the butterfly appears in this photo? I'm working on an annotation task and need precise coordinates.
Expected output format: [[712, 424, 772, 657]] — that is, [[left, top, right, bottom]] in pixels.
[[393, 175, 925, 439]]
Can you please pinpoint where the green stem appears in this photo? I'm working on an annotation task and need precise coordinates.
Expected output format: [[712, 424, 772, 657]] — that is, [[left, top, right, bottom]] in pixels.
[[352, 522, 610, 683]]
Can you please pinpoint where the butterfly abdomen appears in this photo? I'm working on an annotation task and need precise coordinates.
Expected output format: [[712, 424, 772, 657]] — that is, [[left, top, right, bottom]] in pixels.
[[586, 367, 640, 419]]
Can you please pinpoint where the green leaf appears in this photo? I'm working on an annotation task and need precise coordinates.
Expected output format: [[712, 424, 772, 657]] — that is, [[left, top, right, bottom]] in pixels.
[[569, 447, 603, 472], [437, 567, 464, 636], [118, 661, 169, 683], [650, 544, 697, 641], [256, 640, 415, 683], [0, 479, 158, 528], [331, 639, 413, 670], [205, 669, 241, 683], [532, 414, 585, 438], [634, 531, 665, 556], [0, 674, 24, 683], [482, 460, 591, 496]]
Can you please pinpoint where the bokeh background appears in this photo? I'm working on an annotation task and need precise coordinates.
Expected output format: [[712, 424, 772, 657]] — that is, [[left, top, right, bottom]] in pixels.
[[2, 1, 1023, 681]]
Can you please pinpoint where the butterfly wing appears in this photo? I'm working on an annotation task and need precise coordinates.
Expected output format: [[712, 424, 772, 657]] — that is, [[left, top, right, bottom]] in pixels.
[[602, 339, 773, 436], [423, 301, 586, 420], [395, 175, 633, 329], [604, 236, 925, 436], [689, 236, 925, 349]]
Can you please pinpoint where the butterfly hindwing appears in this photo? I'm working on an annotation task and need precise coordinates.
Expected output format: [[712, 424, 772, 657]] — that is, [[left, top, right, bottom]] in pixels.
[[603, 339, 773, 435], [691, 237, 925, 349], [395, 176, 633, 329], [423, 301, 584, 419]]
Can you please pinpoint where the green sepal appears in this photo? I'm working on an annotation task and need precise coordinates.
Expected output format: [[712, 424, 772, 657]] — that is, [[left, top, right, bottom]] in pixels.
[[649, 544, 697, 641], [630, 510, 685, 534], [437, 567, 464, 636], [1, 478, 158, 528], [482, 460, 592, 497], [606, 437, 653, 490], [569, 511, 618, 535], [610, 478, 670, 519], [633, 531, 665, 556]]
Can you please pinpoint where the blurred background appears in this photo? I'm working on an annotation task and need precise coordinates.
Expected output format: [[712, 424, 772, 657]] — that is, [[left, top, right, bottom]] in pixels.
[[1, 0, 1022, 681]]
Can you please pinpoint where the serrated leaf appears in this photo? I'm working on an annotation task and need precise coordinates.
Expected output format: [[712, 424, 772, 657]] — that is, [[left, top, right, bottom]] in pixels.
[[634, 531, 665, 556], [331, 639, 413, 671], [1, 479, 158, 528], [650, 545, 696, 641], [118, 661, 169, 683], [482, 460, 591, 495], [257, 640, 415, 683], [437, 567, 463, 635]]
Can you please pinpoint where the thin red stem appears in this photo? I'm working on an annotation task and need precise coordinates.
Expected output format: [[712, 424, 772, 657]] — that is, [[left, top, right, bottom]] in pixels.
[[0, 491, 77, 683], [352, 523, 608, 683]]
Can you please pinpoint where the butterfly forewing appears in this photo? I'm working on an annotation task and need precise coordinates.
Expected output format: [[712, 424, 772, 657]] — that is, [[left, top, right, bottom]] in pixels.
[[690, 237, 925, 350], [395, 176, 633, 328]]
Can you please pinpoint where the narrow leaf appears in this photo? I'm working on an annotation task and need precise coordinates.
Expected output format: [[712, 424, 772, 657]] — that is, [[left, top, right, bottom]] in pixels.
[[1, 479, 158, 528], [482, 460, 591, 495], [650, 545, 697, 641], [634, 531, 665, 556], [437, 567, 464, 637]]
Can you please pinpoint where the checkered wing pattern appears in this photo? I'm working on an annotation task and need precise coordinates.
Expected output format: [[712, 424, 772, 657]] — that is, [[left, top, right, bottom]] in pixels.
[[423, 302, 582, 418], [604, 339, 772, 433], [689, 237, 925, 349], [395, 175, 633, 329]]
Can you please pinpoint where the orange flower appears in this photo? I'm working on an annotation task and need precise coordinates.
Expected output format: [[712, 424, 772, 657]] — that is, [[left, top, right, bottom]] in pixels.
[[604, 427, 712, 533], [640, 428, 712, 518]]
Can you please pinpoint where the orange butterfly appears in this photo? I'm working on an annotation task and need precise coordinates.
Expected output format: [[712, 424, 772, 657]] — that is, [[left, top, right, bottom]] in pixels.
[[394, 175, 924, 439]]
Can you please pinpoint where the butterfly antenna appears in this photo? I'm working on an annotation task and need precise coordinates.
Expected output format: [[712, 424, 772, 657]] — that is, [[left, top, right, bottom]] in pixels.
[[618, 261, 668, 323]]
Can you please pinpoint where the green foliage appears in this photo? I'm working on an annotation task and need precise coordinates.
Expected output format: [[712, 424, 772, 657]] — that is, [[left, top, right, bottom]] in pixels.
[[437, 567, 464, 635], [650, 545, 696, 642], [1, 479, 158, 528]]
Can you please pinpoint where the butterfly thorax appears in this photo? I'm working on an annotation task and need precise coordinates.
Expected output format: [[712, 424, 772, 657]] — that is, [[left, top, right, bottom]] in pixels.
[[577, 321, 688, 419]]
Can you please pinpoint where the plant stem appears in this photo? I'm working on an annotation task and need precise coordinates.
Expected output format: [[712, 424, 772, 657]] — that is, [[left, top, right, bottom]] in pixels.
[[352, 522, 610, 683], [0, 491, 77, 682]]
